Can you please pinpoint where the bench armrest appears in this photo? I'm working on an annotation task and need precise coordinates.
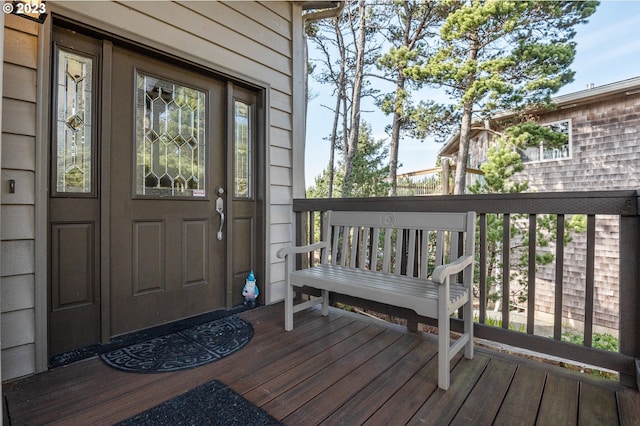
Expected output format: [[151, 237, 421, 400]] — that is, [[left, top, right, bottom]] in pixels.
[[432, 255, 474, 284], [276, 241, 329, 259]]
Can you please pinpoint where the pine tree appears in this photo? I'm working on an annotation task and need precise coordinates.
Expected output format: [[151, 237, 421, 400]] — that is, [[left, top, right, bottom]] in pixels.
[[408, 0, 598, 194]]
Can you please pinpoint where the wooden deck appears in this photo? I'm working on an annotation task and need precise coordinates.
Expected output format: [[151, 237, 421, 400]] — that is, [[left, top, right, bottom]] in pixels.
[[3, 303, 640, 425]]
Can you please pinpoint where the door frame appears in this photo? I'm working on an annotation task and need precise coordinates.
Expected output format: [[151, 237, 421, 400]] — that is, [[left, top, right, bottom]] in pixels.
[[38, 13, 269, 365]]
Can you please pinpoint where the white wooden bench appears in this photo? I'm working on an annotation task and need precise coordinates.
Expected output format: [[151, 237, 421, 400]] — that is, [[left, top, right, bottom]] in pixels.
[[277, 210, 476, 390]]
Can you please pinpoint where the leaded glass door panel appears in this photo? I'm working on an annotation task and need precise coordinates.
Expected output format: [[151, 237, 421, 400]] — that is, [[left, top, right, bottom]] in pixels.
[[48, 28, 102, 355], [109, 47, 225, 336]]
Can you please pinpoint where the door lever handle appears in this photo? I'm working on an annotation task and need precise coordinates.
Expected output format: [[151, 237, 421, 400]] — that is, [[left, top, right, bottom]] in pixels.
[[216, 196, 224, 240]]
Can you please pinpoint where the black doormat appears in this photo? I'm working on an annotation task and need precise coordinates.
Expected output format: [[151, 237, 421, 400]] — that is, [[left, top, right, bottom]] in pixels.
[[49, 305, 254, 369], [101, 316, 253, 373], [116, 380, 282, 426]]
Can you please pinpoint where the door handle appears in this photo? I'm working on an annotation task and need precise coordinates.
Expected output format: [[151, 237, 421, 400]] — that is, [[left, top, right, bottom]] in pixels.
[[216, 196, 224, 240]]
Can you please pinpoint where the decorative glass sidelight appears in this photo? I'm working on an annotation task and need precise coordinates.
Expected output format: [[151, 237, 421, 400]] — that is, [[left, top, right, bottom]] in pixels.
[[234, 100, 252, 198], [56, 49, 93, 193], [136, 73, 206, 197]]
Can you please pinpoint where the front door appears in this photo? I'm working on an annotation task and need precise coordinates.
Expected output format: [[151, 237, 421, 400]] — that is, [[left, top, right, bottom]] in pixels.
[[49, 27, 240, 354], [108, 47, 226, 335]]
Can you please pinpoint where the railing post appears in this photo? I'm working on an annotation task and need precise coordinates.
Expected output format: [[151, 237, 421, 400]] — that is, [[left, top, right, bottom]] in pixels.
[[619, 190, 640, 388]]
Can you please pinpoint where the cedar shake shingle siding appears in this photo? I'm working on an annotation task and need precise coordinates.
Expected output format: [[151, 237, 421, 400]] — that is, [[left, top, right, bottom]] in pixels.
[[514, 91, 639, 332], [444, 82, 640, 334]]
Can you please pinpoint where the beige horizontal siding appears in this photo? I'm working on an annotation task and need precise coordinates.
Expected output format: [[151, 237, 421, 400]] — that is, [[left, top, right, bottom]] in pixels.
[[55, 1, 292, 93], [1, 134, 35, 170], [2, 98, 36, 136], [225, 2, 290, 39], [1, 274, 34, 313], [270, 166, 292, 187], [2, 14, 39, 381], [1, 206, 34, 240], [271, 127, 293, 149], [4, 28, 37, 68], [3, 63, 37, 102], [2, 344, 35, 380]]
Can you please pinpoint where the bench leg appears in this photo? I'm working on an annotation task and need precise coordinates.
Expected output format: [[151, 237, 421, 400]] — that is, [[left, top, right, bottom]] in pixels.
[[285, 279, 294, 331], [438, 291, 450, 390], [464, 293, 474, 359], [321, 289, 329, 316]]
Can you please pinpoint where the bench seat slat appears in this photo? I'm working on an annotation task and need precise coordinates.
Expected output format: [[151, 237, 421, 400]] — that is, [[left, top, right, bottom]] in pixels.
[[289, 264, 468, 318]]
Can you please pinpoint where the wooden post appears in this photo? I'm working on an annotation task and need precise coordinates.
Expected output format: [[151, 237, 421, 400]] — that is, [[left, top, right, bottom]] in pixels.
[[442, 159, 450, 195]]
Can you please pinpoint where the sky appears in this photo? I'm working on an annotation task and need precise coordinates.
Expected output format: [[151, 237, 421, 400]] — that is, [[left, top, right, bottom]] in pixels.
[[304, 0, 640, 188]]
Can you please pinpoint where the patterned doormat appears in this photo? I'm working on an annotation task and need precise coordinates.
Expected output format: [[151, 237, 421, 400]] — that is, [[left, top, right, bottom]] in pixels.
[[116, 380, 282, 425], [101, 316, 253, 373]]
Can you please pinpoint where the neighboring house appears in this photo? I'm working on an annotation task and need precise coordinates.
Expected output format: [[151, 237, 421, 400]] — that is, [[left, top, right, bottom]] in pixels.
[[0, 1, 342, 382], [439, 77, 640, 335]]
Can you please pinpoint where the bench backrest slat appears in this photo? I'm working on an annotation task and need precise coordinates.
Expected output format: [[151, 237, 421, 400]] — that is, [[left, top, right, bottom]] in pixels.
[[322, 211, 475, 280]]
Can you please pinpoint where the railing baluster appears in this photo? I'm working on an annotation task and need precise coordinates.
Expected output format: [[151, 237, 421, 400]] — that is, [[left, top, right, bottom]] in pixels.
[[527, 214, 537, 334], [479, 213, 487, 324], [308, 211, 315, 267], [554, 214, 565, 341], [502, 213, 510, 329], [584, 214, 596, 347]]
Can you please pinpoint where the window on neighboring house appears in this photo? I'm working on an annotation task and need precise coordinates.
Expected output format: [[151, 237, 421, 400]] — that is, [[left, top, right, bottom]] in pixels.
[[518, 119, 571, 163]]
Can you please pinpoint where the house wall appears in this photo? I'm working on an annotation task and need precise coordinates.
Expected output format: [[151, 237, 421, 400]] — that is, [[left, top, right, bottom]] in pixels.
[[522, 93, 639, 333], [1, 1, 302, 381], [515, 93, 640, 191], [2, 15, 39, 381], [472, 91, 640, 334]]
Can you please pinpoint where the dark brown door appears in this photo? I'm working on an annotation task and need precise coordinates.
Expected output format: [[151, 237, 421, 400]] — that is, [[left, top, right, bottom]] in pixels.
[[108, 47, 226, 336], [48, 29, 102, 355], [49, 27, 260, 354]]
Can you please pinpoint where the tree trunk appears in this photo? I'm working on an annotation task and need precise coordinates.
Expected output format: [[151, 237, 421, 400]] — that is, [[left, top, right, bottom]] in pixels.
[[329, 17, 347, 198], [454, 34, 479, 195], [328, 91, 340, 198], [342, 0, 366, 197], [454, 100, 473, 194], [387, 73, 405, 196]]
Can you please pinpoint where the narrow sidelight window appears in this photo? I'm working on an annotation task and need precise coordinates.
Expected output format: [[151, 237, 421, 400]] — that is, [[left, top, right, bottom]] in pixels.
[[55, 49, 94, 194], [234, 100, 253, 198]]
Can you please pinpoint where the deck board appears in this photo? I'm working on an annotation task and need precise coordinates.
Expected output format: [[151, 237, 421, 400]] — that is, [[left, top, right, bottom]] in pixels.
[[322, 340, 437, 425], [285, 333, 422, 425], [450, 358, 517, 425], [408, 355, 490, 426], [3, 303, 638, 426], [493, 365, 546, 426], [580, 381, 620, 425], [536, 374, 580, 426]]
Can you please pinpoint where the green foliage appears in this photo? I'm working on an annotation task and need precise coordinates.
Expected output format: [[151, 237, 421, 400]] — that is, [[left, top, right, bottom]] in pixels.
[[404, 0, 597, 193], [474, 313, 526, 333], [562, 331, 619, 352], [307, 122, 390, 199], [467, 135, 585, 310], [408, 0, 598, 113], [469, 139, 528, 194]]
